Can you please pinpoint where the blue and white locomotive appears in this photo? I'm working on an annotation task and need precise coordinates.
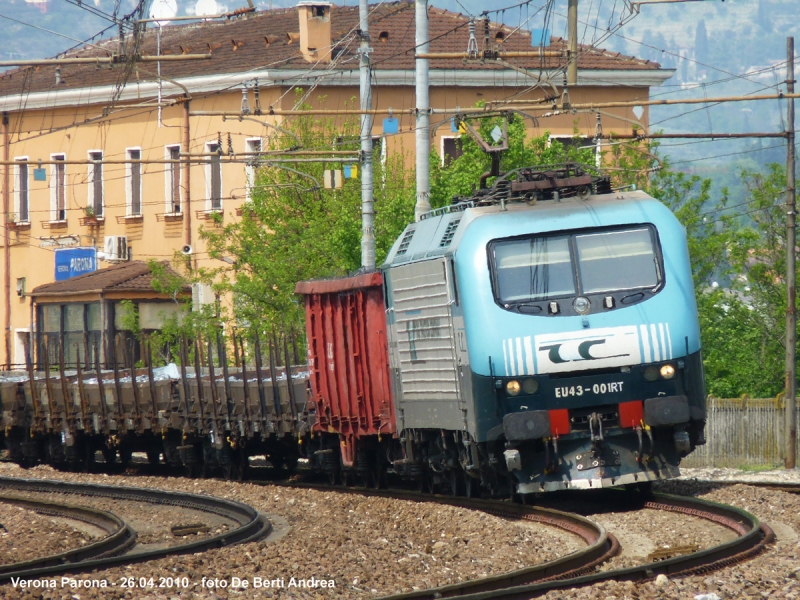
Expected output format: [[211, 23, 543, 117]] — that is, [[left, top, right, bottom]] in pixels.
[[380, 164, 705, 496]]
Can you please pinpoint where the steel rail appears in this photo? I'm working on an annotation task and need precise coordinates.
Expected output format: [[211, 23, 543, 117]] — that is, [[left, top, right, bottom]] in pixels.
[[701, 480, 800, 495], [254, 479, 771, 600], [394, 491, 773, 600], [252, 480, 617, 599], [0, 494, 136, 574], [0, 477, 273, 583]]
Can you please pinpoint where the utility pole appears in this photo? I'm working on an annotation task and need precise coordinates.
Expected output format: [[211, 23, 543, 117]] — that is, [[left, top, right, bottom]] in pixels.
[[786, 36, 797, 469], [359, 0, 375, 270], [414, 0, 431, 221], [567, 0, 578, 86], [2, 113, 9, 370]]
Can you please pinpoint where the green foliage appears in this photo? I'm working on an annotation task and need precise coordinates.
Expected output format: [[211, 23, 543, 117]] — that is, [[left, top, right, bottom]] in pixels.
[[200, 92, 415, 335], [607, 140, 790, 397], [430, 116, 594, 209], [697, 289, 784, 398], [116, 261, 218, 367]]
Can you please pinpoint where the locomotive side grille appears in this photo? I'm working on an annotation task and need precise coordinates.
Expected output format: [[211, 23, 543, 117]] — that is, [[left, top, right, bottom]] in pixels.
[[439, 218, 461, 247], [396, 228, 415, 256], [389, 259, 460, 405]]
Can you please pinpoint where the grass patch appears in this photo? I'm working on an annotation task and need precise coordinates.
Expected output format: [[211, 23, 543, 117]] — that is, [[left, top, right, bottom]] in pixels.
[[737, 463, 782, 472]]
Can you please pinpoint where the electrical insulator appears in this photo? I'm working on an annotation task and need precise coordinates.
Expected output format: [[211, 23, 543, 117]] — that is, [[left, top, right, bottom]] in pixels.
[[253, 81, 262, 116], [241, 88, 251, 115], [467, 19, 479, 60]]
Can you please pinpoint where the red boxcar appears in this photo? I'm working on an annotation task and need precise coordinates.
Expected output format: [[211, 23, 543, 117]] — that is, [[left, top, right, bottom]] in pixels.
[[295, 272, 396, 466]]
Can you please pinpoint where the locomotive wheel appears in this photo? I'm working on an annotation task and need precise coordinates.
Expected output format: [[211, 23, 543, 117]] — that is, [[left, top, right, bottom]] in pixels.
[[464, 473, 478, 498], [147, 450, 161, 466], [447, 469, 465, 496]]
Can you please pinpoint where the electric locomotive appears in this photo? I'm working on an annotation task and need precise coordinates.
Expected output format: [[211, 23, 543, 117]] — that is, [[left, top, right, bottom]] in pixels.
[[355, 163, 705, 495]]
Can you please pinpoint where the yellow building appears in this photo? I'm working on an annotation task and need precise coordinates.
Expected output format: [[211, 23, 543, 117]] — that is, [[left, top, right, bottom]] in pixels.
[[0, 2, 672, 368]]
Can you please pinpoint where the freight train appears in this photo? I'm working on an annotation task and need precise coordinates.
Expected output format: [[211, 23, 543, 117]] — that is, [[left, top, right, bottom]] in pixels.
[[1, 163, 706, 498]]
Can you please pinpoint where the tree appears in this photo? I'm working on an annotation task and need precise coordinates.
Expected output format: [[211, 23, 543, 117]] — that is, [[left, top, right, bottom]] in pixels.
[[429, 114, 595, 209], [695, 20, 709, 63], [200, 93, 415, 335]]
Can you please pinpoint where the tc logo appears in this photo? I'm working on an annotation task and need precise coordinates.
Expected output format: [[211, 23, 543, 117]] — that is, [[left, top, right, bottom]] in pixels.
[[539, 339, 626, 364]]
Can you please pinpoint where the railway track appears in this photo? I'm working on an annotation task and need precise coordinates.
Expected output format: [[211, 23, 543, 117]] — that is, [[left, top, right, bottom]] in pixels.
[[0, 476, 273, 584], [373, 490, 773, 600], [0, 469, 776, 597], [0, 494, 136, 574], [251, 478, 772, 600]]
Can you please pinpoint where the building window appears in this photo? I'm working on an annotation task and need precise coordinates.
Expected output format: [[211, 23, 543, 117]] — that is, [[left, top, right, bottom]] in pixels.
[[50, 154, 66, 221], [13, 157, 29, 222], [127, 148, 142, 216], [245, 138, 261, 202], [166, 145, 181, 213], [88, 150, 103, 217], [206, 141, 222, 210], [440, 137, 463, 166]]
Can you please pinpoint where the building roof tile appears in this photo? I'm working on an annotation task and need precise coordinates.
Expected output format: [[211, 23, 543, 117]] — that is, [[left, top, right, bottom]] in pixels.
[[31, 260, 189, 297], [0, 3, 659, 98]]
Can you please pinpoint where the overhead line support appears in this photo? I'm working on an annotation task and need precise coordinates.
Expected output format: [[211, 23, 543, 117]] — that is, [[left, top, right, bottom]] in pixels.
[[359, 0, 375, 270], [786, 36, 797, 469]]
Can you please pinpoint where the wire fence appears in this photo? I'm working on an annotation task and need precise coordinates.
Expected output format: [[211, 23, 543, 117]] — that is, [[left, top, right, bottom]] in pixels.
[[683, 397, 798, 469]]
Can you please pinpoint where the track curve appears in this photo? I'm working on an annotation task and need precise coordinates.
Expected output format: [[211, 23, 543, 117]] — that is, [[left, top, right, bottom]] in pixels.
[[0, 494, 136, 575], [380, 490, 772, 600], [0, 476, 273, 584]]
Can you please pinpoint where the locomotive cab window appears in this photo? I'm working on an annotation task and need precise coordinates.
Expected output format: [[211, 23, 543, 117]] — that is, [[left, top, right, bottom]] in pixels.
[[493, 235, 575, 303], [575, 228, 659, 293], [489, 225, 663, 313]]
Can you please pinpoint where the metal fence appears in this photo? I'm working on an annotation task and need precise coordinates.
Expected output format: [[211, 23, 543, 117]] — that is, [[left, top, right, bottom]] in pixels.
[[682, 397, 800, 469]]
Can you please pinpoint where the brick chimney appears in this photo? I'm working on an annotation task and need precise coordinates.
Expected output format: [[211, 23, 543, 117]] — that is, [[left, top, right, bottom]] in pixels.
[[297, 2, 332, 63]]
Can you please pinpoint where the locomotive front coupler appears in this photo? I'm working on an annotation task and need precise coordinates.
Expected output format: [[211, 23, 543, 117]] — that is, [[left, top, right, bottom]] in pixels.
[[588, 412, 605, 456]]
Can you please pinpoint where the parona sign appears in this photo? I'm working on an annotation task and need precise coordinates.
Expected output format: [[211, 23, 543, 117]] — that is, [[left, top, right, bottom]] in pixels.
[[54, 248, 97, 281]]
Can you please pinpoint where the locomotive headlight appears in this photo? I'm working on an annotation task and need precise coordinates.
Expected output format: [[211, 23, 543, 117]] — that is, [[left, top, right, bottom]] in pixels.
[[643, 365, 660, 381], [506, 380, 521, 396], [521, 378, 539, 394], [660, 364, 676, 379], [573, 296, 591, 315]]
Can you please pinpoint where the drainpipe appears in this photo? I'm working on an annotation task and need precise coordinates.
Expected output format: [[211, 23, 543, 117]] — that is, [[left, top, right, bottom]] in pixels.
[[183, 96, 194, 269], [29, 296, 34, 369], [3, 112, 10, 370]]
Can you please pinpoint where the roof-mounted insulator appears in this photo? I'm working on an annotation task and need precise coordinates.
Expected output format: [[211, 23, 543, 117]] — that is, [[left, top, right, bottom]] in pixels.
[[227, 133, 234, 157], [594, 112, 603, 142], [561, 74, 571, 109], [253, 80, 262, 115], [467, 19, 479, 60], [217, 132, 223, 155], [241, 87, 250, 115], [55, 66, 61, 85]]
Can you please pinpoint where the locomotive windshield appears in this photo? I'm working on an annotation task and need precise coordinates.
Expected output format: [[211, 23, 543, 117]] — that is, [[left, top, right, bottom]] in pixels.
[[490, 226, 661, 304]]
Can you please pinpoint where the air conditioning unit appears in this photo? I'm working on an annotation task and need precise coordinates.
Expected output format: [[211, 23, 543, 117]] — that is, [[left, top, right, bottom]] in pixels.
[[104, 236, 129, 261]]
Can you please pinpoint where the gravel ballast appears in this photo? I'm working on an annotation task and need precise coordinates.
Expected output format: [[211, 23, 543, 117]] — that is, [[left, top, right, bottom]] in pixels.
[[0, 501, 95, 565], [0, 463, 584, 599]]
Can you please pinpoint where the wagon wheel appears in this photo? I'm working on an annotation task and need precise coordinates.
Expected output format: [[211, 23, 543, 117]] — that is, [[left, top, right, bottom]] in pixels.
[[239, 451, 249, 482], [82, 445, 97, 473], [102, 447, 117, 472], [147, 450, 161, 467], [201, 456, 213, 479], [326, 468, 339, 486]]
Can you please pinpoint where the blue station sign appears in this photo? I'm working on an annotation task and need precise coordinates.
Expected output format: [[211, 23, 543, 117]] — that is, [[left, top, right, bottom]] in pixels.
[[54, 247, 97, 281]]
